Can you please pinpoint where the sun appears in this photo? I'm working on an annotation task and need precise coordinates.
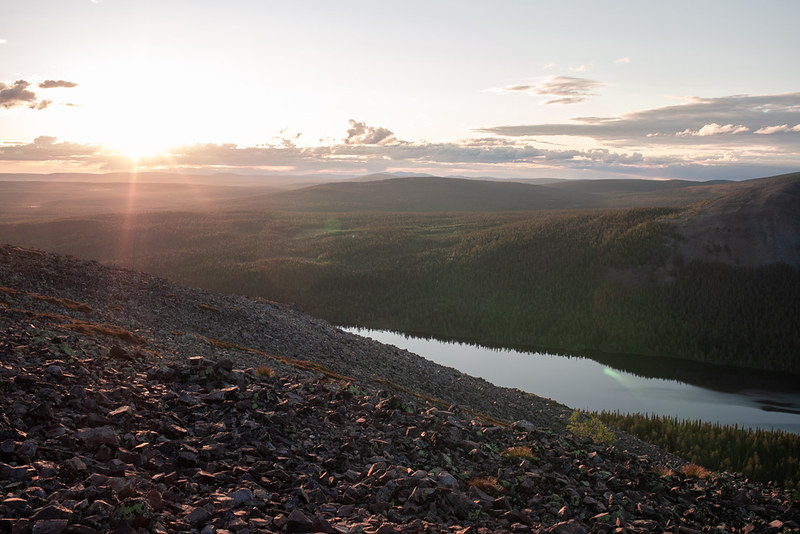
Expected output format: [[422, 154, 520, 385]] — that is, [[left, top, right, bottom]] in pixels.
[[103, 126, 176, 166], [110, 138, 170, 164]]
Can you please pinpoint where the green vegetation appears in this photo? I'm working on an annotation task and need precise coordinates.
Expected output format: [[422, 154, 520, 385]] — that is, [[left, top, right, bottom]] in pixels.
[[567, 410, 617, 445], [2, 206, 798, 373], [598, 411, 800, 490]]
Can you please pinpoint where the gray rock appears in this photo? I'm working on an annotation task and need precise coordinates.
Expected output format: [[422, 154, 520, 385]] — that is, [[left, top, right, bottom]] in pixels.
[[185, 506, 211, 526], [512, 420, 536, 432], [230, 488, 254, 507], [32, 519, 68, 534], [75, 426, 119, 447]]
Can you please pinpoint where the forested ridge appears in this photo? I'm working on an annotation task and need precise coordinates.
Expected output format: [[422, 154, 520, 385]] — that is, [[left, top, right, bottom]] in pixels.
[[1, 205, 798, 374]]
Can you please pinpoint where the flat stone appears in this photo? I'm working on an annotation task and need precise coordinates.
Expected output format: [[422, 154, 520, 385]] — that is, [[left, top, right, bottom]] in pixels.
[[2, 497, 30, 513], [75, 426, 119, 447], [31, 503, 73, 521], [0, 463, 35, 481], [32, 519, 69, 534]]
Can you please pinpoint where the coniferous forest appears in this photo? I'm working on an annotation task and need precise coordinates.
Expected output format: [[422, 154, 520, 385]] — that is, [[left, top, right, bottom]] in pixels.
[[1, 206, 799, 374], [598, 411, 800, 491]]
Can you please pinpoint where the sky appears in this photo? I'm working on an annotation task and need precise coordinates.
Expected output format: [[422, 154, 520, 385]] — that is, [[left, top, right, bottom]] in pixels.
[[1, 0, 799, 181]]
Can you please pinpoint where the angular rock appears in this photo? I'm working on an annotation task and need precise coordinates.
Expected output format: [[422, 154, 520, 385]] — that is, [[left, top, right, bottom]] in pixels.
[[285, 509, 313, 532], [75, 426, 119, 447]]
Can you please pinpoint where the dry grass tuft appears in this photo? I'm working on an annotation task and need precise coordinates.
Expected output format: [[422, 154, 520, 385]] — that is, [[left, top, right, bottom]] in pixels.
[[680, 463, 712, 479], [255, 365, 275, 378], [203, 336, 354, 381], [655, 465, 677, 478], [66, 319, 147, 344], [501, 446, 536, 461], [0, 286, 92, 313], [467, 476, 503, 496]]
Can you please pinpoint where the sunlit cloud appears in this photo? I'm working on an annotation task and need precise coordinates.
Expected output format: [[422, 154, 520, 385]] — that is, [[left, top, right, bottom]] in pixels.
[[3, 110, 798, 181], [344, 120, 396, 145], [0, 39, 7, 45], [497, 76, 604, 105], [614, 57, 631, 64], [38, 80, 79, 89], [676, 123, 749, 137], [755, 124, 800, 134], [0, 80, 51, 110]]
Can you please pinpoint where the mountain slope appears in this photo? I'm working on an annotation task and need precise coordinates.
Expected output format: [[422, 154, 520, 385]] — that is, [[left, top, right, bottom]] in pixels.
[[2, 245, 799, 533], [671, 172, 800, 266]]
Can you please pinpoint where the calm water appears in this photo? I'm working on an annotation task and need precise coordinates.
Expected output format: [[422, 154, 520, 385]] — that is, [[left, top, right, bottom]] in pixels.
[[346, 328, 800, 434]]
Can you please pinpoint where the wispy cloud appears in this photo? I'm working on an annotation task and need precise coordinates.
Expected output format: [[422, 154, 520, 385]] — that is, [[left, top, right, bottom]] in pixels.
[[38, 80, 79, 89], [614, 57, 631, 64], [498, 76, 604, 105], [0, 80, 51, 110]]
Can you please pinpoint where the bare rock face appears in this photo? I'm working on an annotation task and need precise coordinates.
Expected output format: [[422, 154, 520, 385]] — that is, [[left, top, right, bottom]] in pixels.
[[0, 244, 799, 533], [672, 172, 800, 267]]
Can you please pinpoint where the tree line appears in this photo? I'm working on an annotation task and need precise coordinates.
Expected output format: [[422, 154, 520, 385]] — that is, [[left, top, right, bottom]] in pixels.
[[598, 411, 800, 491]]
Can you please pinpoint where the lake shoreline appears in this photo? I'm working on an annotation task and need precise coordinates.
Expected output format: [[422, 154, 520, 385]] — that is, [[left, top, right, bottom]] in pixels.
[[346, 327, 800, 435]]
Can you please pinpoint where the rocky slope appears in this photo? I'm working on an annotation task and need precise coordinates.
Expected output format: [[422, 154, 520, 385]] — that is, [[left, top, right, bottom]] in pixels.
[[1, 244, 798, 533], [671, 172, 800, 267]]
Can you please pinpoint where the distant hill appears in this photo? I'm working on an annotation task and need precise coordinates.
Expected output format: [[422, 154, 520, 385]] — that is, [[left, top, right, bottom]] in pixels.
[[671, 172, 800, 266], [259, 175, 735, 212], [262, 176, 597, 212]]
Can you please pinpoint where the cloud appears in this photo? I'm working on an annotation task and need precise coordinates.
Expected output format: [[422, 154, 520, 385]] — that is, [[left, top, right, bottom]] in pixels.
[[0, 39, 7, 45], [498, 76, 604, 105], [0, 136, 99, 161], [754, 124, 800, 134], [4, 114, 798, 181], [344, 120, 396, 145], [676, 123, 749, 137], [38, 80, 79, 89], [478, 93, 800, 148], [614, 57, 631, 64], [0, 80, 51, 110]]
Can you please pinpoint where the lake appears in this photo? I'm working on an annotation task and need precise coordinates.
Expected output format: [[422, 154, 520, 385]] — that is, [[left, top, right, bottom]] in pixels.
[[345, 328, 800, 434]]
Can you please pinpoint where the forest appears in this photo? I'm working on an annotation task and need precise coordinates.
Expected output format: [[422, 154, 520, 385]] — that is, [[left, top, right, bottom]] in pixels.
[[1, 206, 798, 374], [598, 411, 800, 491]]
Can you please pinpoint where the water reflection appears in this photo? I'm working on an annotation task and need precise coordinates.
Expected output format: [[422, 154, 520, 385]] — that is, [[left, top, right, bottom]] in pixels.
[[345, 328, 800, 434]]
